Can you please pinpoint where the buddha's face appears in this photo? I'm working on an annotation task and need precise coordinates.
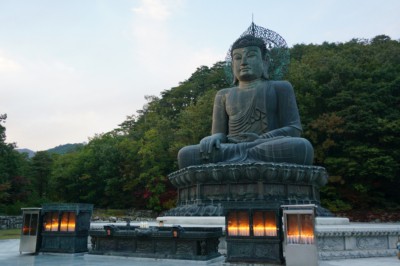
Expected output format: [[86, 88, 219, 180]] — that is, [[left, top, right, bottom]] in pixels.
[[232, 46, 264, 82]]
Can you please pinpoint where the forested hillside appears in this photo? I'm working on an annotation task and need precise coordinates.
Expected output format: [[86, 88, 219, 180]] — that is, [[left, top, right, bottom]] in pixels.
[[1, 35, 399, 215], [46, 143, 85, 155]]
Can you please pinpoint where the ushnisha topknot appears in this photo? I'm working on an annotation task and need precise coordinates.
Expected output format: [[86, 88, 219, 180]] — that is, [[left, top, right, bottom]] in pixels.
[[231, 34, 267, 59]]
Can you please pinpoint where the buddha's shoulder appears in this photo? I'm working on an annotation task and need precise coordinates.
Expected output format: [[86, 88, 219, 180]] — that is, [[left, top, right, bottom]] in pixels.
[[215, 80, 294, 95], [267, 81, 295, 97], [269, 80, 293, 90], [216, 87, 235, 96]]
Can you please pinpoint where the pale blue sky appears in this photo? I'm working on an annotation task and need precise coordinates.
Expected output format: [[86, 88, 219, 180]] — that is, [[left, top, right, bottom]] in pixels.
[[1, 0, 399, 151]]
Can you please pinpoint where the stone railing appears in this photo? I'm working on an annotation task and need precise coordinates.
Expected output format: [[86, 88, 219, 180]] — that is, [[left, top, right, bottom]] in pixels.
[[317, 222, 400, 259]]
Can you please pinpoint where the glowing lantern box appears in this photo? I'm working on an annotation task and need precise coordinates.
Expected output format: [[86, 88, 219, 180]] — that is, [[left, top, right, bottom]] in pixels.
[[282, 204, 318, 266], [40, 203, 93, 253], [225, 204, 283, 264], [20, 208, 42, 254]]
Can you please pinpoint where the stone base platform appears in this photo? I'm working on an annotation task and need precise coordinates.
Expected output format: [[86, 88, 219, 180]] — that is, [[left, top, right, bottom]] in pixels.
[[156, 216, 400, 260], [166, 162, 331, 217]]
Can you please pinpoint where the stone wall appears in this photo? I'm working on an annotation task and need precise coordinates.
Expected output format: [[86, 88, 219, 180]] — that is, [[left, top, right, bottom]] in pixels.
[[316, 219, 400, 260], [0, 216, 23, 230]]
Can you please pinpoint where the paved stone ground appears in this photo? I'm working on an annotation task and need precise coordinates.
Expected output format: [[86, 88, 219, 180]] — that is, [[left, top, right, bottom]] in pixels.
[[1, 239, 399, 266]]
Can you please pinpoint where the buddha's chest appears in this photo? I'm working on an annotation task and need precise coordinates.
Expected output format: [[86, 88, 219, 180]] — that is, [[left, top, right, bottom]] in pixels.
[[226, 90, 252, 115], [225, 87, 276, 117]]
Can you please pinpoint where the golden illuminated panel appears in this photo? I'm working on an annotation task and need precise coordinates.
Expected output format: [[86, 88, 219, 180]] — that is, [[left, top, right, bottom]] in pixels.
[[43, 212, 76, 232], [286, 214, 314, 244], [60, 212, 76, 232], [43, 212, 59, 232], [22, 213, 31, 235], [253, 211, 277, 237], [227, 211, 250, 236], [68, 213, 76, 232]]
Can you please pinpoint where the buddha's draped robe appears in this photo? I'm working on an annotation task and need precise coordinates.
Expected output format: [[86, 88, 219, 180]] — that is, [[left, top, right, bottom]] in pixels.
[[178, 80, 314, 169]]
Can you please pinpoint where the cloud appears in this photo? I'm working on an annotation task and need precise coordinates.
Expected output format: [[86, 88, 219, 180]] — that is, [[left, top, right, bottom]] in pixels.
[[128, 0, 224, 95], [132, 0, 180, 21], [0, 50, 22, 72], [1, 54, 129, 150], [53, 61, 77, 74]]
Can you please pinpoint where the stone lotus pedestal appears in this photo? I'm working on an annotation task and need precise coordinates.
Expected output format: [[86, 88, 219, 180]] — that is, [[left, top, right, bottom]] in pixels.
[[163, 162, 330, 217]]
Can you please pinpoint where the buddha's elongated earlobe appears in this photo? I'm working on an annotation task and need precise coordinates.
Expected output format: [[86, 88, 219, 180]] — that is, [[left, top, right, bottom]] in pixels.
[[262, 60, 269, 80]]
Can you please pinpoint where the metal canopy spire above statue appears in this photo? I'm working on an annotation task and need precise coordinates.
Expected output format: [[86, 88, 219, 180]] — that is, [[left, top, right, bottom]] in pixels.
[[225, 21, 290, 81]]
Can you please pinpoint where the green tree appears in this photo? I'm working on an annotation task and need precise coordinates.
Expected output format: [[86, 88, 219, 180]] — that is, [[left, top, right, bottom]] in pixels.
[[0, 114, 13, 203], [0, 114, 34, 213], [288, 36, 400, 210], [30, 151, 53, 200]]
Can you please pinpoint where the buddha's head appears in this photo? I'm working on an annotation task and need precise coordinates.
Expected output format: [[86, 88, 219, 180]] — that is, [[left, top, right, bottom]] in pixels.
[[231, 35, 269, 85]]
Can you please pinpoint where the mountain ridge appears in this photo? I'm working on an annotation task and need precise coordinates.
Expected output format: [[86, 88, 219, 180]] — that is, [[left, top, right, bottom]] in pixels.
[[16, 143, 85, 157]]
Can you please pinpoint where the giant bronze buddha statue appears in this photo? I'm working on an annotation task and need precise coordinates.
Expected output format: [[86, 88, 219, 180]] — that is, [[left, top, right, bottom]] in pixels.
[[177, 34, 314, 169]]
